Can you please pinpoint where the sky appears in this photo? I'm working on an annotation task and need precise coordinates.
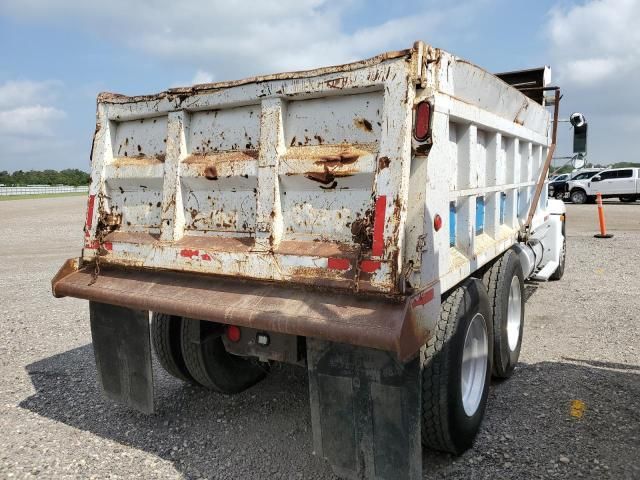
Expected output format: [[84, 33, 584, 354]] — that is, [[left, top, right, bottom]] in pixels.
[[0, 0, 637, 172]]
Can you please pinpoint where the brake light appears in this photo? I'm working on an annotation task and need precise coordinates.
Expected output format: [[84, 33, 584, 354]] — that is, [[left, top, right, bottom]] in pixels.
[[226, 325, 241, 342], [414, 101, 431, 141]]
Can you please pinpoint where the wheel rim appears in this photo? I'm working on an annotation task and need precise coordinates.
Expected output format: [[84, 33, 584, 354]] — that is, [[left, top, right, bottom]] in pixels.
[[461, 313, 488, 416], [573, 192, 585, 203], [507, 276, 522, 351]]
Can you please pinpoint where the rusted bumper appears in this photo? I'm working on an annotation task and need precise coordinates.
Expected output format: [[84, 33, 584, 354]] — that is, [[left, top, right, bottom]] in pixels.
[[52, 259, 429, 362]]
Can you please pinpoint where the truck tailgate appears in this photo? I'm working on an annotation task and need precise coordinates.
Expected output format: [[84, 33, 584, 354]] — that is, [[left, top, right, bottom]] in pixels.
[[83, 48, 423, 295]]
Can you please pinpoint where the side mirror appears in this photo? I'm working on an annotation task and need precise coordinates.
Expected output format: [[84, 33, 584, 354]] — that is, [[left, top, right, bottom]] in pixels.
[[591, 176, 601, 182], [571, 154, 585, 170], [570, 112, 588, 154]]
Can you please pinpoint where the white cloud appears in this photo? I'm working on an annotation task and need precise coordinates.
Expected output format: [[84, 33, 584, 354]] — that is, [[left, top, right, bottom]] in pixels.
[[0, 0, 480, 80], [0, 79, 60, 109], [0, 105, 67, 136], [192, 70, 215, 85], [547, 0, 640, 164], [0, 79, 68, 170], [548, 0, 640, 87]]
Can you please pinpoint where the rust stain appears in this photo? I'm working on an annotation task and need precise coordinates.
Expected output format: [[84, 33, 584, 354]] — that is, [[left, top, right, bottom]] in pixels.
[[351, 213, 373, 248], [305, 169, 353, 185], [378, 156, 390, 170], [112, 154, 165, 166], [204, 165, 218, 180], [354, 117, 373, 132], [184, 149, 259, 164], [319, 181, 338, 190], [282, 143, 376, 164], [324, 77, 349, 89]]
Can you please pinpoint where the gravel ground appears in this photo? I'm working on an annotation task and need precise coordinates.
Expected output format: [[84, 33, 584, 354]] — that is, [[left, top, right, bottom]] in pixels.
[[0, 196, 638, 479]]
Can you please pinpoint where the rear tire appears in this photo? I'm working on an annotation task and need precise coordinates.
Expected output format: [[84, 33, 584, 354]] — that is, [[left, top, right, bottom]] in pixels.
[[181, 318, 267, 393], [482, 250, 525, 378], [570, 189, 587, 204], [421, 278, 493, 455], [620, 196, 636, 202], [151, 313, 195, 383]]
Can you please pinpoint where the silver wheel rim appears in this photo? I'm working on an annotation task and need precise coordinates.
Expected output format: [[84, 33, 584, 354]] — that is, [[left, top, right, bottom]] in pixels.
[[573, 192, 585, 203], [507, 276, 522, 351], [461, 313, 488, 416]]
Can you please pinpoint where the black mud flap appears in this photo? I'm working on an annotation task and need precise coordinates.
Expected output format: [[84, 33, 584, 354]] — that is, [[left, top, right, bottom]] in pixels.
[[307, 339, 422, 480], [89, 301, 154, 414]]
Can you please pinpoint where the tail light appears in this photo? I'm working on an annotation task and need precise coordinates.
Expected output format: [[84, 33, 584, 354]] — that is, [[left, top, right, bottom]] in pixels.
[[226, 325, 241, 342], [413, 101, 432, 141]]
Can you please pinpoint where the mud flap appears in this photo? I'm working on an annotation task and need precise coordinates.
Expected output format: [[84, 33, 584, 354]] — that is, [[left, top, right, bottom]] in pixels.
[[89, 301, 154, 414], [307, 339, 422, 480]]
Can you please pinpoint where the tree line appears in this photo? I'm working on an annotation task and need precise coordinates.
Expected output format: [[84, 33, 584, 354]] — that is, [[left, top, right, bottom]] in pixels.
[[0, 169, 90, 186]]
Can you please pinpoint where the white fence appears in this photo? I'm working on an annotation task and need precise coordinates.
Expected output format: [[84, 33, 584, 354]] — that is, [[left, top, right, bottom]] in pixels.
[[0, 185, 89, 196]]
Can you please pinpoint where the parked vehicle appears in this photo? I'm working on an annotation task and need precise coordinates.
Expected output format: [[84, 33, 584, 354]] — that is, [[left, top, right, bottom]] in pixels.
[[51, 41, 566, 480], [568, 167, 640, 204], [549, 168, 601, 200], [548, 173, 570, 198]]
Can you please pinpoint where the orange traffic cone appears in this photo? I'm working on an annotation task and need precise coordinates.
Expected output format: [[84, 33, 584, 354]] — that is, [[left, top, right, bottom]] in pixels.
[[594, 192, 613, 238]]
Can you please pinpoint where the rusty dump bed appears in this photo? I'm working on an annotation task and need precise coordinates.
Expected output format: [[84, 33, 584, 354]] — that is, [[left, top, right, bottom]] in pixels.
[[53, 40, 551, 358]]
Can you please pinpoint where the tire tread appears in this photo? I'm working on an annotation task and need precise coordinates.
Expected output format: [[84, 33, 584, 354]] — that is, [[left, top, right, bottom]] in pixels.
[[421, 286, 465, 453], [151, 313, 194, 383]]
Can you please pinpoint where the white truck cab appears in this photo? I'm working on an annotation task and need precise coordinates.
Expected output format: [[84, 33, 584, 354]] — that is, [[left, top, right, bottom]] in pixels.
[[569, 167, 640, 203]]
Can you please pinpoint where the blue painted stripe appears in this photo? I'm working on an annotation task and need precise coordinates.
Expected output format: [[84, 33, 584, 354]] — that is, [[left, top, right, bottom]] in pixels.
[[449, 202, 456, 247], [476, 196, 485, 235]]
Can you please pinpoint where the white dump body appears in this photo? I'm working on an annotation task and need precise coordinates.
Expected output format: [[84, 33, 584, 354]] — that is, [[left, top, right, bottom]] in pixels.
[[83, 41, 552, 299]]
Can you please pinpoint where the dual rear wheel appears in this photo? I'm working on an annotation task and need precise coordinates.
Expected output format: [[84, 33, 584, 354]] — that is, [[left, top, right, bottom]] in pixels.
[[151, 314, 266, 393], [422, 248, 525, 454]]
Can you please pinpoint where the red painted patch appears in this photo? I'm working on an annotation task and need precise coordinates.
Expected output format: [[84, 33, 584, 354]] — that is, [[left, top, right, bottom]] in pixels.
[[328, 257, 351, 270], [201, 253, 212, 261], [180, 249, 199, 258], [360, 260, 381, 273], [85, 195, 96, 229], [84, 240, 112, 251], [371, 195, 386, 256], [411, 288, 434, 309]]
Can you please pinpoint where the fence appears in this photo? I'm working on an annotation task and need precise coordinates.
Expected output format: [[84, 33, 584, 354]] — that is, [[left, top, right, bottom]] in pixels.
[[0, 185, 89, 196]]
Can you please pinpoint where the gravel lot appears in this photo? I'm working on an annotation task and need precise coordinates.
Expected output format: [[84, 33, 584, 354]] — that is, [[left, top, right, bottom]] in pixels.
[[1, 196, 638, 479]]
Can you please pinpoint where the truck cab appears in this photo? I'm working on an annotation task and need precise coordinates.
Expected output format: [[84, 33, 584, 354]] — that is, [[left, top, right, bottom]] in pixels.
[[569, 167, 640, 203]]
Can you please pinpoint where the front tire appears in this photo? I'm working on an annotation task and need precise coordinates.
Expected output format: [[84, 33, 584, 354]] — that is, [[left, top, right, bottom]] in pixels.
[[620, 196, 637, 202], [570, 189, 587, 204], [181, 318, 267, 394], [482, 250, 525, 378], [422, 278, 493, 455]]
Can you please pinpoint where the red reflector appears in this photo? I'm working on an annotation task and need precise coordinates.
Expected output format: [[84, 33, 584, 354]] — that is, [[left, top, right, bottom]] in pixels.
[[434, 214, 443, 231], [414, 101, 431, 141], [226, 325, 241, 343]]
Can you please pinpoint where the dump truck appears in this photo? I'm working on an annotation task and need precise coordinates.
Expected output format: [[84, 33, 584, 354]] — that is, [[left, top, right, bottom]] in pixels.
[[52, 41, 568, 480]]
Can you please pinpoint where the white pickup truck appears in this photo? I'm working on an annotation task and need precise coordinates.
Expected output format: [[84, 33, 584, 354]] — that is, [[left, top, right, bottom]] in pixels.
[[568, 167, 640, 203], [52, 41, 566, 480]]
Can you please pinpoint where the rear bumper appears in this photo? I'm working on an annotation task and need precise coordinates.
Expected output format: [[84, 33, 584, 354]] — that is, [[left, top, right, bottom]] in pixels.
[[52, 259, 435, 362]]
